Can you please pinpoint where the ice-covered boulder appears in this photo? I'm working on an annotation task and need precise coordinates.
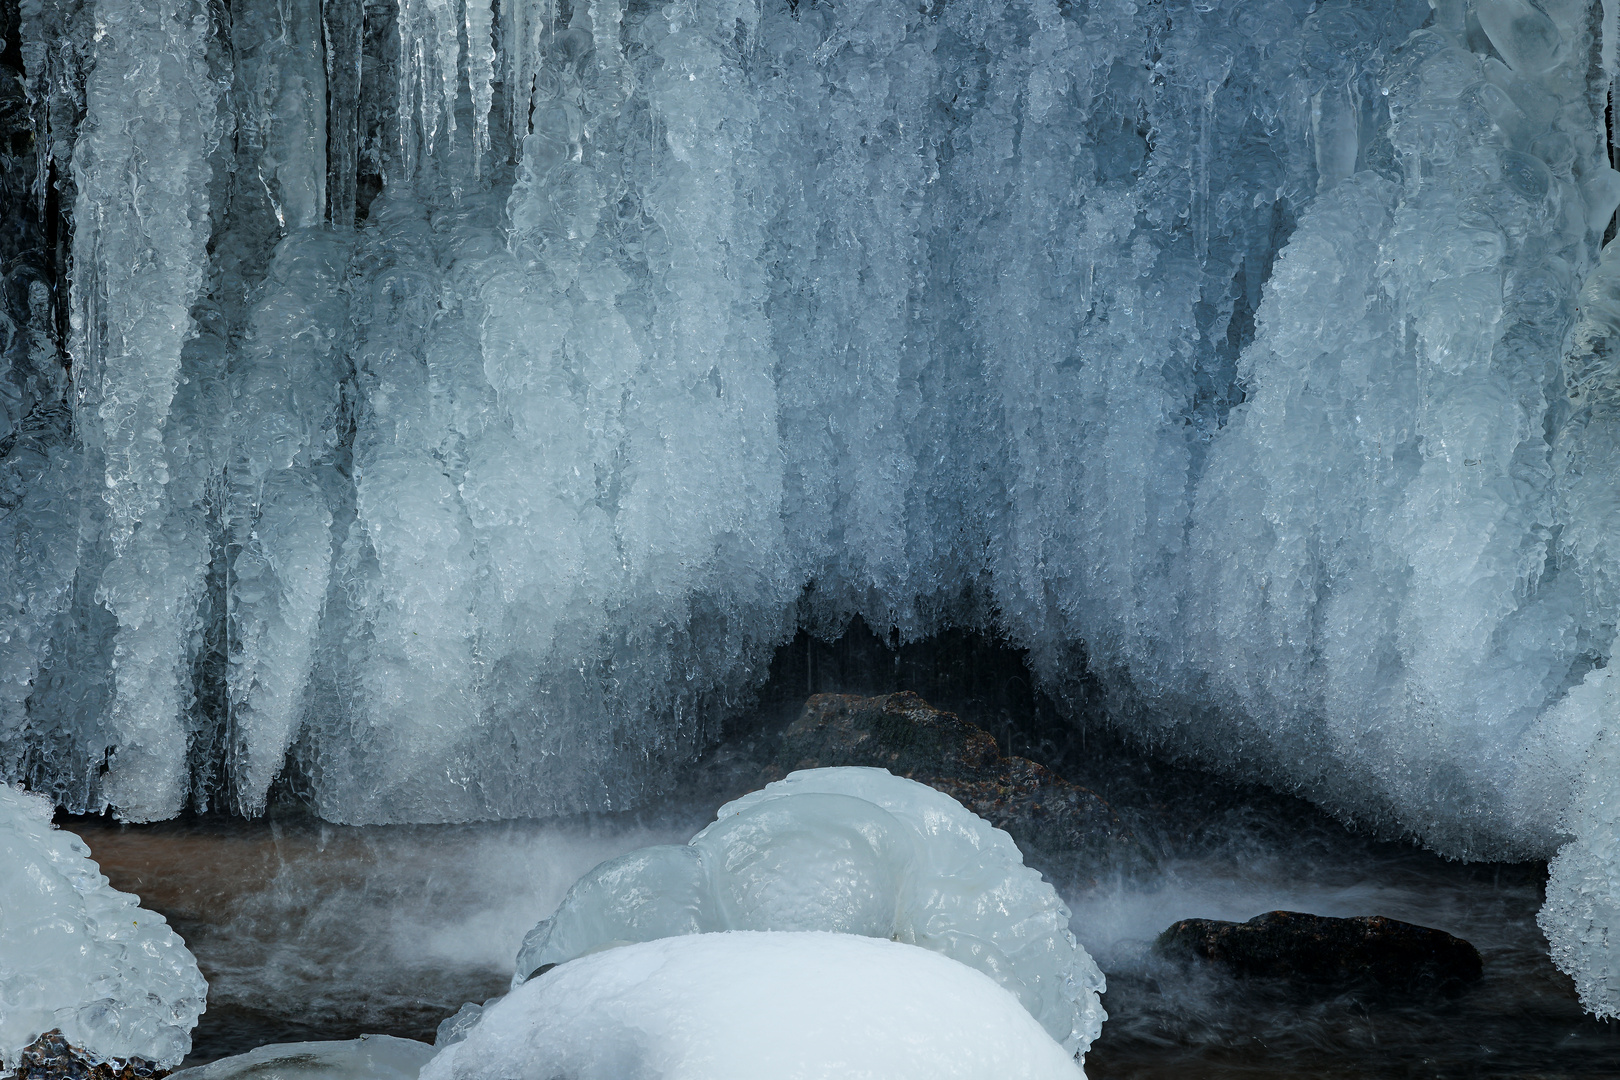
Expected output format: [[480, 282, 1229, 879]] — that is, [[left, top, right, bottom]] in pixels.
[[513, 768, 1104, 1056], [166, 1037, 434, 1080], [0, 783, 206, 1071], [426, 932, 1084, 1080]]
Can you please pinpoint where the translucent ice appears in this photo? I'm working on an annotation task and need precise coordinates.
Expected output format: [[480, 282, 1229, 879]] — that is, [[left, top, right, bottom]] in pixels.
[[166, 1038, 434, 1080], [7, 0, 1620, 1021], [0, 783, 206, 1070], [425, 932, 1085, 1080], [513, 769, 1105, 1057]]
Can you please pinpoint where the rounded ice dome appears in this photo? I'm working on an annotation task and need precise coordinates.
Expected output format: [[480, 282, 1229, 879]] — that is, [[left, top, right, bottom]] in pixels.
[[697, 791, 913, 935], [431, 932, 1085, 1080], [512, 767, 1105, 1056], [0, 783, 207, 1070]]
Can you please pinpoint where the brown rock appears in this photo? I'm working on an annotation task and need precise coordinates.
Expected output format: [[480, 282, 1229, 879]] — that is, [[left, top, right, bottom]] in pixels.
[[1155, 910, 1483, 995], [776, 692, 1138, 866], [7, 1031, 168, 1080]]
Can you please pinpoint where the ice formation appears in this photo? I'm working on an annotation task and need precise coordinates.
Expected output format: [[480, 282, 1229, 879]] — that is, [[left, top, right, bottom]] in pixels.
[[424, 932, 1085, 1080], [4, 0, 1620, 1017], [0, 783, 206, 1070], [166, 1037, 435, 1080], [512, 768, 1105, 1055]]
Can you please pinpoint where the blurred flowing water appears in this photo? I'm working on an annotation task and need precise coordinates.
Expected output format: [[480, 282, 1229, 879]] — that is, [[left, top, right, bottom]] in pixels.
[[66, 815, 696, 1063], [65, 775, 1620, 1078]]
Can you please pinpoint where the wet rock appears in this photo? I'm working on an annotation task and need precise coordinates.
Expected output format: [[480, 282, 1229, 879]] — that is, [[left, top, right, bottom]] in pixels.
[[1155, 910, 1484, 995], [773, 692, 1139, 868], [9, 1031, 168, 1080]]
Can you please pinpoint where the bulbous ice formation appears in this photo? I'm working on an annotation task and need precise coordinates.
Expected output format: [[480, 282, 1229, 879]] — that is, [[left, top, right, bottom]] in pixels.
[[429, 932, 1085, 1080], [513, 768, 1105, 1057], [0, 784, 206, 1070]]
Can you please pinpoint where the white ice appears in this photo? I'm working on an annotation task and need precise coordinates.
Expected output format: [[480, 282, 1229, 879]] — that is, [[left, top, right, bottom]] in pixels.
[[167, 1037, 433, 1080], [0, 783, 206, 1070], [512, 768, 1105, 1057], [425, 932, 1085, 1080]]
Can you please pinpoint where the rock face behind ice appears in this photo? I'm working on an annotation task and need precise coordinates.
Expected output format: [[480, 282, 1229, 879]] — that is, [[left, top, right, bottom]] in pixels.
[[0, 784, 206, 1071], [513, 768, 1105, 1057], [428, 932, 1085, 1080], [775, 693, 1139, 871]]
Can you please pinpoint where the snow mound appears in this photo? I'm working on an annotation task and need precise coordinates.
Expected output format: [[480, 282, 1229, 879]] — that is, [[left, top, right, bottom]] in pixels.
[[513, 768, 1104, 1056], [428, 932, 1083, 1080], [166, 1037, 434, 1080], [0, 783, 206, 1070]]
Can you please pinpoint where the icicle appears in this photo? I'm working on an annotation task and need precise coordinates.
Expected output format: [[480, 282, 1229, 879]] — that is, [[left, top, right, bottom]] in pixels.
[[466, 0, 496, 175], [501, 0, 552, 157]]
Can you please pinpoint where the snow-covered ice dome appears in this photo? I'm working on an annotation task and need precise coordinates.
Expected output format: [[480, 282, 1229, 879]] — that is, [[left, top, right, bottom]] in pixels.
[[166, 1037, 435, 1080], [428, 932, 1084, 1080], [0, 783, 207, 1070], [513, 767, 1104, 1056]]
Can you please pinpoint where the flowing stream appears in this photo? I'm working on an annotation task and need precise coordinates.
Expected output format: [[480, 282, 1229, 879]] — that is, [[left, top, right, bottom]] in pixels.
[[66, 740, 1620, 1078]]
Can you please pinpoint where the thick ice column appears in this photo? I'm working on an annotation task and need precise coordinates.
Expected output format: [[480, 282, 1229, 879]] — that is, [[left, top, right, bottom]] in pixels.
[[1169, 8, 1606, 856], [224, 232, 349, 814], [69, 0, 219, 545], [1537, 226, 1620, 1018], [299, 195, 486, 823], [465, 0, 496, 174], [68, 0, 223, 820], [758, 3, 937, 631], [967, 3, 1198, 664], [233, 0, 328, 230], [628, 0, 786, 623], [0, 434, 84, 757]]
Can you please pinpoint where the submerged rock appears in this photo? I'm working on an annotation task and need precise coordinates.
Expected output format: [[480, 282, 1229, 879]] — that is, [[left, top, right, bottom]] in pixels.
[[9, 1031, 167, 1080], [1154, 910, 1483, 995]]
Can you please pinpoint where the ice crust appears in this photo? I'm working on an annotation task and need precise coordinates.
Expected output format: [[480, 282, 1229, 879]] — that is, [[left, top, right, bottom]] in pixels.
[[0, 783, 206, 1070], [166, 1038, 434, 1080], [4, 0, 1620, 1017], [426, 932, 1085, 1080], [511, 768, 1106, 1055]]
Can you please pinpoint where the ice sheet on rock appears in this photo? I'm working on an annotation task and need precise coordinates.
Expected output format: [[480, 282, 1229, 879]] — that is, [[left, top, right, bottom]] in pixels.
[[167, 1037, 434, 1080], [0, 783, 206, 1070], [513, 769, 1104, 1057], [427, 932, 1085, 1080]]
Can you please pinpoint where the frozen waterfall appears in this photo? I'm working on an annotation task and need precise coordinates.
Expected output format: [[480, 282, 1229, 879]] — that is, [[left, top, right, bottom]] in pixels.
[[4, 0, 1620, 1017]]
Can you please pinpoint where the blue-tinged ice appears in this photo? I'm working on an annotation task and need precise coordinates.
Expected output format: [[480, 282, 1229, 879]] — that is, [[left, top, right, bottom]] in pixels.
[[0, 783, 206, 1069], [6, 0, 1620, 1020], [511, 769, 1106, 1057]]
